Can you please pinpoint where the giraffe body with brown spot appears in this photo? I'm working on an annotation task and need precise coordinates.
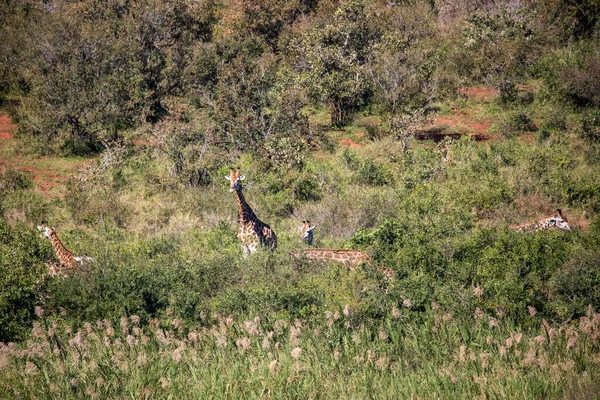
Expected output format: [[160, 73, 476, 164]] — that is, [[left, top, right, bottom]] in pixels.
[[226, 169, 277, 257], [37, 225, 93, 275], [509, 209, 571, 233], [291, 249, 395, 279]]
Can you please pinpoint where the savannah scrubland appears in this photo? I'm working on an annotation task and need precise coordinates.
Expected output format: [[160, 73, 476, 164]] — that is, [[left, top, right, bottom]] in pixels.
[[1, 0, 600, 398]]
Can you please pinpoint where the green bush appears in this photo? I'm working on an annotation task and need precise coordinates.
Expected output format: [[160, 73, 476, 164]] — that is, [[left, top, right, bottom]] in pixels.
[[293, 175, 322, 202], [579, 109, 600, 143], [549, 249, 600, 320], [355, 158, 393, 186], [0, 221, 51, 342], [495, 111, 536, 138]]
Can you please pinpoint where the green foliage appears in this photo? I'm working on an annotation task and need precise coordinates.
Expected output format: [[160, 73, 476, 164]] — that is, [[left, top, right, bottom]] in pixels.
[[295, 0, 379, 126], [459, 7, 537, 98], [494, 110, 537, 138], [549, 249, 600, 319], [355, 158, 393, 186], [578, 109, 600, 143], [0, 168, 32, 192], [293, 175, 322, 202], [0, 221, 51, 342]]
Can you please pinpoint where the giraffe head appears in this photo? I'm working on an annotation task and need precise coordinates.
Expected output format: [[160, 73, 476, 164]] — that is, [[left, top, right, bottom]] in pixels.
[[300, 221, 316, 245], [225, 168, 245, 192], [551, 209, 571, 231], [37, 223, 55, 239]]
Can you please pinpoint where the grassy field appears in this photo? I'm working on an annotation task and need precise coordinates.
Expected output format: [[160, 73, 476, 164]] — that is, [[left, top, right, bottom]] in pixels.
[[2, 81, 600, 397]]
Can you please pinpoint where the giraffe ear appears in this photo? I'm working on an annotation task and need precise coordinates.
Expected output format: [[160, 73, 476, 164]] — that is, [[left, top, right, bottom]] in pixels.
[[225, 176, 231, 181], [239, 175, 245, 181]]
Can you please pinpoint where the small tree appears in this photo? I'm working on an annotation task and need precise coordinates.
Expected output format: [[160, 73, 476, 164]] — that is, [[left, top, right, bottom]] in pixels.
[[368, 3, 438, 151], [295, 0, 379, 127]]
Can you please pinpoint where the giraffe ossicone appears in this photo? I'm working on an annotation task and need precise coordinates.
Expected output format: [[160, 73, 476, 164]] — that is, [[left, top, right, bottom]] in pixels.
[[300, 221, 316, 246], [227, 168, 277, 257]]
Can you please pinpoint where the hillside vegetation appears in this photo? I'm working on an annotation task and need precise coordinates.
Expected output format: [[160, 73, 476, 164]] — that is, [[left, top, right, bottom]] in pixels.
[[1, 0, 600, 398]]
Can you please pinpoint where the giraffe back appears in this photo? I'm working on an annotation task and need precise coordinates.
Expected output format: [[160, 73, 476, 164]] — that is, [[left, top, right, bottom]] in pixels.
[[291, 249, 394, 279], [509, 209, 571, 233]]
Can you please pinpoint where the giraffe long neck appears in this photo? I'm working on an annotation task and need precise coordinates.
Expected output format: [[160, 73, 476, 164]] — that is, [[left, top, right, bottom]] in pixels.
[[48, 232, 75, 265], [235, 188, 257, 224]]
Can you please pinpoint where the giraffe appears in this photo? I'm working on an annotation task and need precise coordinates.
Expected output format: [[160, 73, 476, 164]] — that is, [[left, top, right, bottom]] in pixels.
[[299, 221, 316, 246], [508, 209, 572, 233], [37, 224, 93, 275], [291, 249, 395, 280], [226, 168, 277, 257]]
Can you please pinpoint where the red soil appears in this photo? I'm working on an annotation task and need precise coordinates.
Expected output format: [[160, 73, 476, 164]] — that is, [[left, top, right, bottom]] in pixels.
[[0, 113, 15, 140], [339, 137, 362, 148], [457, 86, 498, 101], [0, 112, 69, 196], [419, 107, 492, 142]]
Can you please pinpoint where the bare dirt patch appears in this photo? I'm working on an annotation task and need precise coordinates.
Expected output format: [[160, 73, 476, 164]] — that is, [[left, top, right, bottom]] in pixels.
[[418, 107, 492, 142], [339, 137, 362, 148], [0, 111, 88, 196], [0, 113, 15, 140], [457, 86, 498, 101]]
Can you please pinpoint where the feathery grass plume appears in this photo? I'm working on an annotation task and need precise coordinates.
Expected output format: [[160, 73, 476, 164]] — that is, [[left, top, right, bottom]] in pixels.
[[159, 376, 169, 388], [126, 335, 138, 346], [120, 317, 129, 335], [391, 307, 401, 319], [514, 332, 523, 344], [474, 307, 484, 319], [24, 361, 38, 376], [34, 306, 44, 319], [488, 318, 498, 328], [527, 306, 537, 317], [31, 322, 45, 339], [402, 299, 413, 308], [269, 359, 278, 374], [505, 336, 514, 348], [262, 337, 271, 349], [378, 329, 389, 341], [343, 305, 351, 316], [236, 337, 251, 350], [533, 335, 546, 346], [291, 347, 302, 359], [474, 285, 484, 299]]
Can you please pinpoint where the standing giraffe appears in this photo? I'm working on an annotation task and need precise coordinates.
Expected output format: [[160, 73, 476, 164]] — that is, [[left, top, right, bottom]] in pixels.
[[226, 168, 277, 257], [291, 249, 395, 280], [37, 224, 93, 275], [300, 221, 316, 246], [509, 209, 571, 233]]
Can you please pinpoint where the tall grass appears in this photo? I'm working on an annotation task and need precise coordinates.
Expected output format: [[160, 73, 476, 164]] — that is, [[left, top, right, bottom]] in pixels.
[[2, 304, 599, 399]]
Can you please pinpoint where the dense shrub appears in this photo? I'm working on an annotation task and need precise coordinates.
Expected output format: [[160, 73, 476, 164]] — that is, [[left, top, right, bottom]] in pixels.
[[578, 109, 600, 143], [0, 221, 51, 342]]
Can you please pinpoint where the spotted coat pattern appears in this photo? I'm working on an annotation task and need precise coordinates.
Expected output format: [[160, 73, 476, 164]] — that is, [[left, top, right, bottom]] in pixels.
[[291, 249, 395, 279], [227, 169, 277, 257], [38, 225, 92, 276], [509, 209, 571, 233]]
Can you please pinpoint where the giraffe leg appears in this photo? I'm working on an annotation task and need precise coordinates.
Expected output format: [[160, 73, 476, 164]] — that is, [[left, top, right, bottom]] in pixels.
[[241, 244, 250, 258]]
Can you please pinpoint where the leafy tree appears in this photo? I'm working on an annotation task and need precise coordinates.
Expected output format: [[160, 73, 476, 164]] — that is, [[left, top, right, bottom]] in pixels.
[[202, 43, 310, 168], [12, 0, 216, 155], [367, 2, 438, 151], [460, 7, 537, 102], [295, 0, 380, 126]]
